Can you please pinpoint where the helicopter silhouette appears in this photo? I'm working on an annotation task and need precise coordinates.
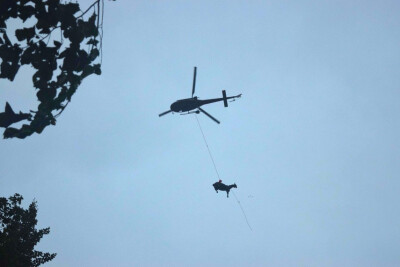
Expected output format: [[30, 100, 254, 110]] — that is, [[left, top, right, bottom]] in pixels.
[[158, 67, 242, 124]]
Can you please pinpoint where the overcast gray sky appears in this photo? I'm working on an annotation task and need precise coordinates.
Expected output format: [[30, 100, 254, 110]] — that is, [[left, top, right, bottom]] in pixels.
[[1, 0, 400, 266]]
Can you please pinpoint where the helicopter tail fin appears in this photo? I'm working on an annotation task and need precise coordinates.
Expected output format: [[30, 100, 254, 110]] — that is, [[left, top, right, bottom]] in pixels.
[[222, 90, 228, 107]]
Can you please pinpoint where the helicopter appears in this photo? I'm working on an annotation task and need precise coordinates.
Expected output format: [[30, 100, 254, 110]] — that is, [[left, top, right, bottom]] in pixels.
[[158, 67, 242, 124]]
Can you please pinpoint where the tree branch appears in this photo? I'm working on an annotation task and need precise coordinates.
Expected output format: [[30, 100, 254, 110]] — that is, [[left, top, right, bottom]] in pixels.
[[77, 0, 100, 19]]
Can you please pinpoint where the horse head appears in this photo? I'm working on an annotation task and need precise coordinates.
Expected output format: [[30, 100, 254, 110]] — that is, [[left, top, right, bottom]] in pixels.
[[212, 182, 220, 191]]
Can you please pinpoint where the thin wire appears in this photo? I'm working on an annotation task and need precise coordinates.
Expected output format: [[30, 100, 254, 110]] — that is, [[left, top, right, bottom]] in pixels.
[[100, 0, 104, 65], [232, 191, 253, 231], [195, 115, 221, 180], [195, 115, 252, 231]]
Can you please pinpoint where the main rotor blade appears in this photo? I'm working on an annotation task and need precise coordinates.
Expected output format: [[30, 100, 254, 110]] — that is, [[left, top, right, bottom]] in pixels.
[[198, 107, 220, 124], [159, 110, 172, 117], [192, 66, 197, 97]]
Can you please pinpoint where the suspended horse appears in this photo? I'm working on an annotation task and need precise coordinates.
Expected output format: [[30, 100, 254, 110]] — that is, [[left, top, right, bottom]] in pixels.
[[213, 180, 237, 198]]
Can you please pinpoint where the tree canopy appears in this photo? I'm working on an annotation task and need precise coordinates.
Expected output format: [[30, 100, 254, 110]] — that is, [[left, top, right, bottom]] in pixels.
[[0, 0, 104, 139], [0, 193, 56, 266]]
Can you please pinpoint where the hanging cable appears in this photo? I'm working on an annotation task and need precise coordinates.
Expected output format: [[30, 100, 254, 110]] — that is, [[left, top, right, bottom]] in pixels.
[[195, 115, 221, 180], [232, 191, 253, 231], [195, 115, 252, 231]]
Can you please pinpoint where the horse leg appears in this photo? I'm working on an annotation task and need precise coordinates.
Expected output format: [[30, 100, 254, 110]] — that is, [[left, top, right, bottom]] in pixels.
[[227, 190, 229, 198]]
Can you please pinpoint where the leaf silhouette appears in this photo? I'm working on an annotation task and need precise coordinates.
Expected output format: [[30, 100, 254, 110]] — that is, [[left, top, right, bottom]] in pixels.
[[15, 27, 36, 42]]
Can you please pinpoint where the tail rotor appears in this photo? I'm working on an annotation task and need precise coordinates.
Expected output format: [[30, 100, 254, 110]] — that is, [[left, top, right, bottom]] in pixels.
[[222, 90, 228, 107]]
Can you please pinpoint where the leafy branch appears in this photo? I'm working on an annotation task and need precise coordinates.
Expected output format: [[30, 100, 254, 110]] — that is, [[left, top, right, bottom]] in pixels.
[[0, 0, 105, 139]]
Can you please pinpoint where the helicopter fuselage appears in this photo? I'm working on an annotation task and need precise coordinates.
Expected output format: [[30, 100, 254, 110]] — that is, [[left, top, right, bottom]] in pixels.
[[170, 97, 227, 113]]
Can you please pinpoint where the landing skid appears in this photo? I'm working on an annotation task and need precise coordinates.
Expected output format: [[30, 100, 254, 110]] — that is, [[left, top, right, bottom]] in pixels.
[[180, 110, 200, 115], [179, 109, 220, 123]]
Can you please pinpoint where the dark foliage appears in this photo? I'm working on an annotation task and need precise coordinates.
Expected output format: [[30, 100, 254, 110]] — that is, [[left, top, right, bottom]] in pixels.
[[0, 102, 32, 128], [0, 194, 56, 266], [0, 0, 103, 139]]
